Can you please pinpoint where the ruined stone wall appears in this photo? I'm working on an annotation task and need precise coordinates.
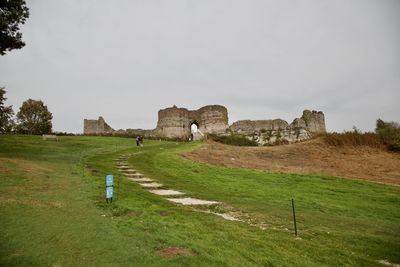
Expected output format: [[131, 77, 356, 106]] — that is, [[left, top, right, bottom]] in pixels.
[[230, 119, 289, 134], [229, 110, 326, 145], [157, 106, 190, 139], [300, 110, 326, 134], [83, 107, 325, 145], [84, 116, 114, 135], [156, 105, 229, 139], [197, 105, 229, 134]]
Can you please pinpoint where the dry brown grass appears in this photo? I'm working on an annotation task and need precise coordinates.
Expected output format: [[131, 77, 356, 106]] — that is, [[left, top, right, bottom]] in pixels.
[[0, 157, 49, 177], [182, 138, 400, 185], [157, 247, 194, 259], [324, 132, 382, 147]]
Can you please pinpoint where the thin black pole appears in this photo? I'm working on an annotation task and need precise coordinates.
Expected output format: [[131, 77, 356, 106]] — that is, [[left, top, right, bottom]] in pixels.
[[292, 198, 298, 236]]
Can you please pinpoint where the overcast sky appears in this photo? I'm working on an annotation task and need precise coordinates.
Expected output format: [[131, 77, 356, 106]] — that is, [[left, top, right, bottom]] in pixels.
[[1, 0, 399, 133]]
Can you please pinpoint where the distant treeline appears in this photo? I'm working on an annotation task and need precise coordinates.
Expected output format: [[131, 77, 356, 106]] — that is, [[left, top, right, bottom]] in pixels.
[[325, 119, 399, 152]]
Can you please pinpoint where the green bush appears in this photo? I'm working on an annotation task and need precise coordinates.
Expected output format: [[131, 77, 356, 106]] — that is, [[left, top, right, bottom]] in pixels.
[[388, 142, 400, 152], [324, 119, 400, 153], [273, 139, 289, 146], [375, 119, 400, 146], [208, 134, 258, 146]]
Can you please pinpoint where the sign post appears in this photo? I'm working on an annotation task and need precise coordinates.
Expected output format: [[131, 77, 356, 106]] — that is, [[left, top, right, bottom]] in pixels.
[[106, 175, 113, 203], [292, 198, 298, 236]]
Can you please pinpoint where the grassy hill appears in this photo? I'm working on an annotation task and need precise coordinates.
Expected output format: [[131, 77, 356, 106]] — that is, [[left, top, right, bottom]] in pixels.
[[0, 135, 399, 266], [184, 138, 400, 185]]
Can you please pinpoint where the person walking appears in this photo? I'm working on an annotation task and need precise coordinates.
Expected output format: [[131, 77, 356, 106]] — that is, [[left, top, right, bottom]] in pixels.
[[136, 136, 140, 146], [139, 136, 143, 146]]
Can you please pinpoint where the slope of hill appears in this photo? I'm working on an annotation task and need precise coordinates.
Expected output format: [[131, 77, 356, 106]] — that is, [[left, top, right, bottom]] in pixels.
[[1, 135, 399, 265], [182, 137, 400, 185]]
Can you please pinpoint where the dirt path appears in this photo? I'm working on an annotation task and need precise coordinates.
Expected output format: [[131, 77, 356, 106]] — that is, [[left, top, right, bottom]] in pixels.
[[182, 138, 400, 185]]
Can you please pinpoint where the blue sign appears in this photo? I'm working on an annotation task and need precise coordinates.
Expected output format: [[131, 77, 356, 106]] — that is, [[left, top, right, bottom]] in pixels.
[[106, 175, 113, 187], [106, 186, 113, 198], [106, 175, 114, 200]]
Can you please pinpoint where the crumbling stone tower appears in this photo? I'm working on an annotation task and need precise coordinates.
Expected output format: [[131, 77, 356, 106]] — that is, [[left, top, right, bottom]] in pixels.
[[156, 105, 229, 139], [83, 116, 114, 135]]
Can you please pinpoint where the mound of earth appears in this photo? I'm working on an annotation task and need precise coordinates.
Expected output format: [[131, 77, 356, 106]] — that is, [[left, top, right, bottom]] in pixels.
[[182, 138, 400, 185]]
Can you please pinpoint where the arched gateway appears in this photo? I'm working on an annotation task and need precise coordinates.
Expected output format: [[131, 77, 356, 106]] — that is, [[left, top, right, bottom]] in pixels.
[[84, 106, 326, 145], [156, 105, 229, 140]]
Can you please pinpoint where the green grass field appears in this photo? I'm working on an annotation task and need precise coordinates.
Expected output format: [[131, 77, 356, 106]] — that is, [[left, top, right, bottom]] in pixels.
[[0, 135, 399, 266]]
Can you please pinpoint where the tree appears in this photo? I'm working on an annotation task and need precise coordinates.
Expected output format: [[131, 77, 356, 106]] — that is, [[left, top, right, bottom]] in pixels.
[[16, 99, 53, 134], [0, 0, 30, 55], [376, 118, 400, 152], [376, 119, 400, 143], [0, 87, 14, 133]]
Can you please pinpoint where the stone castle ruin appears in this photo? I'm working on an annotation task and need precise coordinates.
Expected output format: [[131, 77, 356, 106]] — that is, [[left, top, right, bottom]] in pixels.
[[84, 105, 325, 145], [84, 116, 114, 135], [157, 105, 228, 140], [229, 109, 325, 145]]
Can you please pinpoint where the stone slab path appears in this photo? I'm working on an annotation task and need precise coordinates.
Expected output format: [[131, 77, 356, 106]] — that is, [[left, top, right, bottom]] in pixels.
[[149, 189, 185, 196], [166, 197, 219, 205], [128, 177, 154, 182], [140, 182, 163, 188], [122, 170, 137, 174], [117, 166, 131, 170], [115, 157, 220, 206], [114, 154, 248, 224], [116, 163, 129, 166], [126, 173, 144, 178]]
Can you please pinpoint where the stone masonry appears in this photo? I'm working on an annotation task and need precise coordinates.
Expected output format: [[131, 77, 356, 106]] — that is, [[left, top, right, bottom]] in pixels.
[[229, 110, 326, 145], [83, 106, 326, 145], [83, 116, 114, 135], [156, 105, 229, 139], [83, 105, 229, 139]]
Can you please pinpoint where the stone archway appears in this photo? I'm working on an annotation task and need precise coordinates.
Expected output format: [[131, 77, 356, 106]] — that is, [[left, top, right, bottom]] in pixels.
[[190, 121, 199, 133], [189, 120, 202, 141], [155, 105, 229, 139]]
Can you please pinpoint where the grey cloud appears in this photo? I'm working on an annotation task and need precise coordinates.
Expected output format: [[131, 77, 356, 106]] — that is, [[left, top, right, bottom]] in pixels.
[[0, 0, 399, 133]]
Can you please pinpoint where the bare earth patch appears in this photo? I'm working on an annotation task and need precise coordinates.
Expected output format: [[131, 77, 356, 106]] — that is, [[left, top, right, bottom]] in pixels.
[[158, 247, 194, 259], [182, 138, 400, 185]]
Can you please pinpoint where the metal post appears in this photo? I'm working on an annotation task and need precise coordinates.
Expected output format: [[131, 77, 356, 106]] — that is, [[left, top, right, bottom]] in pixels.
[[292, 198, 298, 236]]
